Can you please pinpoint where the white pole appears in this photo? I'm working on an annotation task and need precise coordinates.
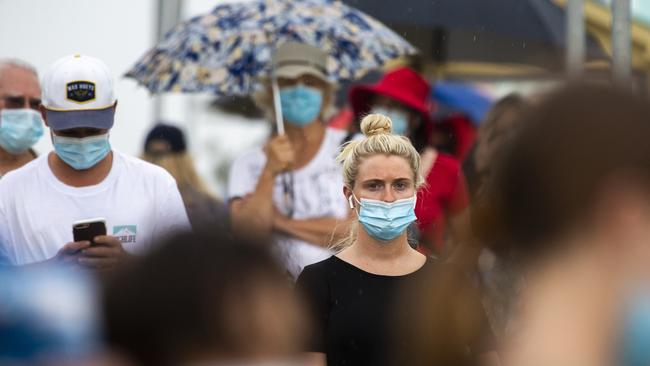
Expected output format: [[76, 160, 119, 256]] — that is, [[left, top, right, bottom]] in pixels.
[[612, 0, 632, 84], [566, 0, 585, 77], [153, 0, 183, 121], [271, 75, 285, 134]]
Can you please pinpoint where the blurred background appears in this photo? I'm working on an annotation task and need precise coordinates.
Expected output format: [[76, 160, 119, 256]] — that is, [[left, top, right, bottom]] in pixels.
[[2, 0, 650, 196]]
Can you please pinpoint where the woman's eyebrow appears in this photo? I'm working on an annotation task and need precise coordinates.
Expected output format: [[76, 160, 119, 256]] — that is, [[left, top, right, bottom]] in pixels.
[[361, 179, 384, 184]]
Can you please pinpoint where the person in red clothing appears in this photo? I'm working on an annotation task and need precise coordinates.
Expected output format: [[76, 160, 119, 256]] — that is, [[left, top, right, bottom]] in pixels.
[[349, 67, 470, 255]]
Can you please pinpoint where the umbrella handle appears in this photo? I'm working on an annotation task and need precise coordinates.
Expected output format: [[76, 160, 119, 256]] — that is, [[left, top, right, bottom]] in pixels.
[[271, 75, 285, 135]]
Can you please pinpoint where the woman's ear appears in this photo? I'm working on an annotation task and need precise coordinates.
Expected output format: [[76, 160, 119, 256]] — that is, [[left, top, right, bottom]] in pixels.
[[343, 186, 354, 209]]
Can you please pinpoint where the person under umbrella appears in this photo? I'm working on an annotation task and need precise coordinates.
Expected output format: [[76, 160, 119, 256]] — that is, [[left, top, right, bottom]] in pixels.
[[349, 67, 470, 256], [228, 42, 352, 279]]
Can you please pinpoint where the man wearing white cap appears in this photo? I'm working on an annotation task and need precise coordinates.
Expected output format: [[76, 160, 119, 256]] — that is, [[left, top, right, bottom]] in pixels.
[[0, 54, 191, 267]]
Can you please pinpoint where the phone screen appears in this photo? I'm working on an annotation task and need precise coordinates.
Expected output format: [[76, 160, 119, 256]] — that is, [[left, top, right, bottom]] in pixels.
[[73, 221, 107, 244]]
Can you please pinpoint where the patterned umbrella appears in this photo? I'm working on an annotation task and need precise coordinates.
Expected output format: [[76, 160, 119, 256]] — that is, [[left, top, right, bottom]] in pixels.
[[126, 0, 417, 96]]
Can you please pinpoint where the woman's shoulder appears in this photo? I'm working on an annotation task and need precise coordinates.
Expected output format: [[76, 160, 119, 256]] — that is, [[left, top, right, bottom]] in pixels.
[[300, 256, 338, 276], [295, 256, 339, 289]]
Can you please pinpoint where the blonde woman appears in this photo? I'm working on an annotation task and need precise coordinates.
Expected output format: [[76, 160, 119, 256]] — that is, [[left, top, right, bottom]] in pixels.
[[143, 123, 228, 231], [295, 113, 433, 366]]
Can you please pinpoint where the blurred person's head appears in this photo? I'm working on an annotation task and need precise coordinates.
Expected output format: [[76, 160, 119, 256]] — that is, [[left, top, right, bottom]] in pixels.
[[254, 42, 335, 131], [142, 123, 216, 203], [476, 83, 650, 366], [0, 59, 44, 156], [474, 93, 527, 181], [333, 113, 423, 249], [40, 54, 117, 171], [102, 230, 308, 366], [479, 84, 650, 269], [349, 67, 432, 152]]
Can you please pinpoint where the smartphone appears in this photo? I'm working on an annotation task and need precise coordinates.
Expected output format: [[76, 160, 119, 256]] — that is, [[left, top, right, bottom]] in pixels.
[[72, 218, 107, 244]]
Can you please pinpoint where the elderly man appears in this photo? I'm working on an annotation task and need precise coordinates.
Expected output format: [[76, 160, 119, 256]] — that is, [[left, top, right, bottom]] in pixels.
[[0, 59, 43, 176], [0, 54, 191, 268]]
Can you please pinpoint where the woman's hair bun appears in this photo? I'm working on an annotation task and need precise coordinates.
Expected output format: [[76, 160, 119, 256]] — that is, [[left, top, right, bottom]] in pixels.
[[360, 113, 393, 137]]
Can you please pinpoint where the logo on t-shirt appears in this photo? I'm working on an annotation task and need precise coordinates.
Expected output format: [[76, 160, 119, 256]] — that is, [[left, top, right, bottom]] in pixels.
[[113, 225, 137, 244]]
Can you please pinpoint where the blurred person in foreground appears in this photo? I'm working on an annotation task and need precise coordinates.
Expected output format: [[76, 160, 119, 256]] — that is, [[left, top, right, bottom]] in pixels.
[[228, 42, 351, 279], [296, 114, 493, 366], [0, 59, 44, 176], [349, 67, 470, 257], [459, 94, 529, 338], [478, 84, 650, 366], [0, 265, 116, 366], [143, 122, 229, 231], [0, 54, 190, 268], [103, 230, 309, 366]]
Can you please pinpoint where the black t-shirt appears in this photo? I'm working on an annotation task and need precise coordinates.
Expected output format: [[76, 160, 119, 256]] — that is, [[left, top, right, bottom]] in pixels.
[[295, 255, 436, 366]]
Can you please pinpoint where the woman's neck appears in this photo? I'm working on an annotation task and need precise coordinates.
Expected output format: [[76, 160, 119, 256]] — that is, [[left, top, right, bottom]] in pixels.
[[338, 228, 426, 276], [284, 120, 324, 144], [355, 229, 412, 260], [0, 147, 34, 175]]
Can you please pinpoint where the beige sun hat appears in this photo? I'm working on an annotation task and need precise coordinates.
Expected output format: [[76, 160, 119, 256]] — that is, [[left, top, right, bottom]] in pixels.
[[271, 42, 330, 83]]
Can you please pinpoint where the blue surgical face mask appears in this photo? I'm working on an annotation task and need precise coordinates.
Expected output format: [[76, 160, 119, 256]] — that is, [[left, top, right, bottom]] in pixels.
[[354, 194, 417, 242], [279, 85, 323, 127], [0, 109, 44, 154], [621, 290, 650, 366], [52, 133, 111, 170], [370, 106, 409, 136]]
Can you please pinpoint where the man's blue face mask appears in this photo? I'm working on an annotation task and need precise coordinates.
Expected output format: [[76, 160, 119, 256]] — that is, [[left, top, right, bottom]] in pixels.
[[351, 194, 417, 242], [279, 85, 323, 127], [52, 133, 111, 170], [0, 109, 44, 154]]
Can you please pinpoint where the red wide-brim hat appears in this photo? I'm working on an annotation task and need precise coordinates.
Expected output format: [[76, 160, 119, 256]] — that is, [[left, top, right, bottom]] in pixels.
[[349, 67, 432, 123]]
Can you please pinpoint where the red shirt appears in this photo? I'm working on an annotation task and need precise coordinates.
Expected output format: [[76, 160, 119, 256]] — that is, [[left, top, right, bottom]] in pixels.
[[415, 153, 469, 254]]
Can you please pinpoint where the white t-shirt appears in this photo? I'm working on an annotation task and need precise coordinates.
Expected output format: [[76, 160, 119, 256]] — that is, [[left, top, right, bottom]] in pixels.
[[228, 128, 349, 278], [0, 150, 191, 265]]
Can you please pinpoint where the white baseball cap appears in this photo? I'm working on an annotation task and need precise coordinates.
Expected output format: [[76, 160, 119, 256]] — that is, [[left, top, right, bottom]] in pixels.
[[42, 54, 117, 130]]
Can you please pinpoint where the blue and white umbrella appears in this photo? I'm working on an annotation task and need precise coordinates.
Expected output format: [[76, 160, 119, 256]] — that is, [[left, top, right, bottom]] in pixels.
[[126, 0, 416, 97], [128, 0, 415, 215]]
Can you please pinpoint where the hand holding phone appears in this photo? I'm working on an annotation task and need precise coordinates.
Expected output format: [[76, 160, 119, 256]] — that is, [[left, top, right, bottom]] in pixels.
[[72, 218, 107, 244]]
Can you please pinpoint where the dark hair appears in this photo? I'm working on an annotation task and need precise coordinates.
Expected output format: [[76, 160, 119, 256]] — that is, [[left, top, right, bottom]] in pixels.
[[102, 230, 303, 365], [464, 93, 528, 198], [408, 111, 430, 153], [144, 122, 187, 154], [478, 84, 650, 262]]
